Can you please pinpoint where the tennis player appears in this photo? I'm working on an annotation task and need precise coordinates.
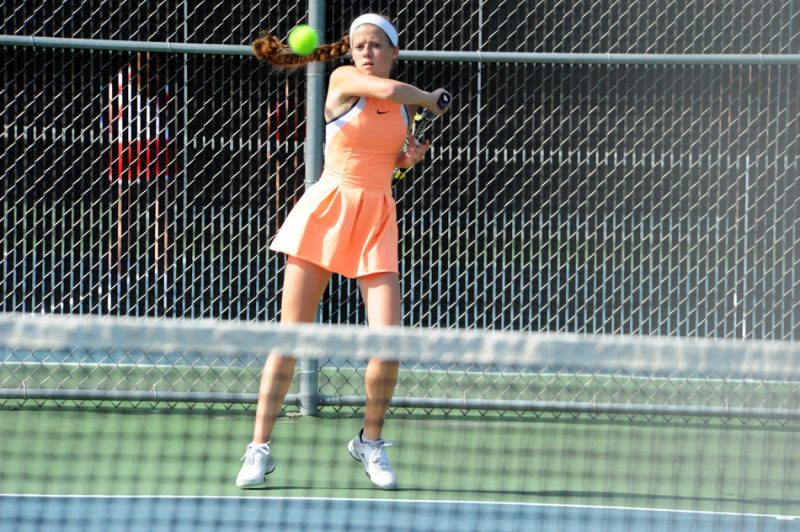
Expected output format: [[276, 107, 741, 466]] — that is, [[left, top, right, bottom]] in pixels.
[[237, 14, 450, 490]]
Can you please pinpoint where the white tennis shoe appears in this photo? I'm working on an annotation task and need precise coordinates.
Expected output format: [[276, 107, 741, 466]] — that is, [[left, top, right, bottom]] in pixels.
[[347, 430, 397, 490], [235, 442, 276, 487]]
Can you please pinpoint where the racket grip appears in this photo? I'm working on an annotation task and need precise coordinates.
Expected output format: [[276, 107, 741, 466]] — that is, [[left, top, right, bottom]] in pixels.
[[422, 93, 451, 121]]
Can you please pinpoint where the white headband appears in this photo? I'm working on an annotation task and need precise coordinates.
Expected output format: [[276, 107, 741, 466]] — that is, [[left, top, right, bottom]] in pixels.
[[349, 14, 399, 47]]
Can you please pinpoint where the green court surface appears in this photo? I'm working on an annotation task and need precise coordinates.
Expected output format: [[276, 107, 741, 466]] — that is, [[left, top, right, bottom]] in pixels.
[[2, 408, 798, 517]]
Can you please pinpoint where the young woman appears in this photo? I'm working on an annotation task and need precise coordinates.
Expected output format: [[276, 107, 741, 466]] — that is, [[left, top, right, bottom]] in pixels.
[[236, 14, 450, 490]]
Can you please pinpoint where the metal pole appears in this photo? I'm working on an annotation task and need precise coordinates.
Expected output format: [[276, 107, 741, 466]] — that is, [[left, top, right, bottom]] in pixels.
[[299, 0, 326, 416], [6, 35, 800, 65], [3, 388, 799, 422]]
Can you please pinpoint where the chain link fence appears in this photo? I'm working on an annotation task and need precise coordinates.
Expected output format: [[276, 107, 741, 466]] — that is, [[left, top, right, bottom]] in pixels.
[[2, 1, 800, 413]]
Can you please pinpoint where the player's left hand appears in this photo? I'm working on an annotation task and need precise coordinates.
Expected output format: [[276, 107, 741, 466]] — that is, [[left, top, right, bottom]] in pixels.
[[396, 134, 431, 168]]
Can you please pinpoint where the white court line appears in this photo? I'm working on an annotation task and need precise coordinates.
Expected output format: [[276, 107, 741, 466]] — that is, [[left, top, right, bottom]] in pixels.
[[1, 493, 796, 521]]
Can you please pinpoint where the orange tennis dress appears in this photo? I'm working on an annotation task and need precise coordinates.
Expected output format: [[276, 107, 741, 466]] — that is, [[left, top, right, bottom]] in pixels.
[[269, 96, 409, 278]]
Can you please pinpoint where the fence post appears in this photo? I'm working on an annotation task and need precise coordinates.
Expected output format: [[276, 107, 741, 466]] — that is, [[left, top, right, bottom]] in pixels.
[[298, 0, 326, 416]]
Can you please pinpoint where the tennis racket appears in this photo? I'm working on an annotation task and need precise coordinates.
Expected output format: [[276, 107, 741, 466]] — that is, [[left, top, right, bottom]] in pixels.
[[393, 92, 450, 182]]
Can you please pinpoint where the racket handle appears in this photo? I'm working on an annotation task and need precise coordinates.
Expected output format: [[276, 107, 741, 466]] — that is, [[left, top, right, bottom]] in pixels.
[[422, 93, 451, 121]]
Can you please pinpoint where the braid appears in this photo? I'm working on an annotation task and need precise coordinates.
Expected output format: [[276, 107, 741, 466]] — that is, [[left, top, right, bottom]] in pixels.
[[252, 31, 351, 69]]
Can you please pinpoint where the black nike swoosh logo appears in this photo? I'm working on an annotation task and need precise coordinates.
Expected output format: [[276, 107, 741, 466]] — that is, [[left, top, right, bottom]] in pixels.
[[377, 110, 390, 115]]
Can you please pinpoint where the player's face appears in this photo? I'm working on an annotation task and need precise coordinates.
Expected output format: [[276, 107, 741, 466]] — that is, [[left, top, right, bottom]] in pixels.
[[351, 25, 399, 78]]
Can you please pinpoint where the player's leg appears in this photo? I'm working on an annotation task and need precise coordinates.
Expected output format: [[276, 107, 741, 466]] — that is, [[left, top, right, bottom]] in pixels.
[[359, 272, 401, 439], [347, 271, 401, 489], [252, 257, 331, 443], [237, 256, 330, 487]]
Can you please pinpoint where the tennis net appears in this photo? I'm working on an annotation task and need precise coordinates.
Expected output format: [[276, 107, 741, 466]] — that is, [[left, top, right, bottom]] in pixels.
[[1, 313, 799, 531]]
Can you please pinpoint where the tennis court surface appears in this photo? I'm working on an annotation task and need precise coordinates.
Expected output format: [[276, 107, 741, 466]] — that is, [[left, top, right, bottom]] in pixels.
[[1, 314, 799, 530]]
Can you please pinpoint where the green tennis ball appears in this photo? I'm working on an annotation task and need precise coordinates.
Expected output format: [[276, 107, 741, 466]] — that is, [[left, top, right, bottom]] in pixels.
[[288, 24, 318, 56]]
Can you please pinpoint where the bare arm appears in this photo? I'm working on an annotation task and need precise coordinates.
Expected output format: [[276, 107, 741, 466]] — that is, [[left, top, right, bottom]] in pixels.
[[327, 66, 447, 116]]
